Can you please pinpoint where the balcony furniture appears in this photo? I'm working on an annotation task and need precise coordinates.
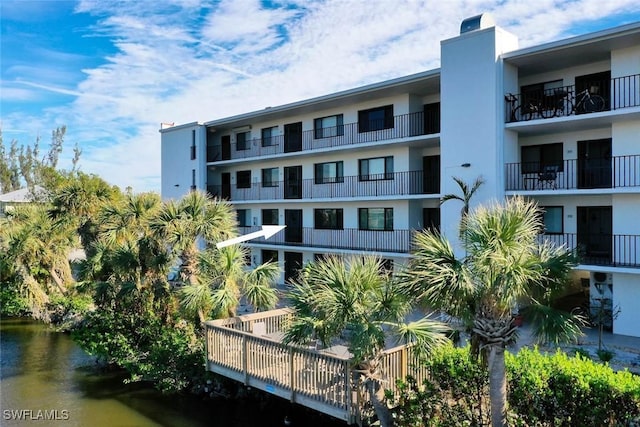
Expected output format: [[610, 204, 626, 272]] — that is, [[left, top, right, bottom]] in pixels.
[[538, 165, 558, 189]]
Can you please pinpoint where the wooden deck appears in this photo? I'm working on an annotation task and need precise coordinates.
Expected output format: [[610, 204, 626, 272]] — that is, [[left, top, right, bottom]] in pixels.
[[204, 308, 429, 425]]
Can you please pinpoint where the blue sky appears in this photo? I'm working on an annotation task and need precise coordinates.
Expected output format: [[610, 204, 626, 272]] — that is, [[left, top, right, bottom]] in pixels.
[[2, 0, 640, 192]]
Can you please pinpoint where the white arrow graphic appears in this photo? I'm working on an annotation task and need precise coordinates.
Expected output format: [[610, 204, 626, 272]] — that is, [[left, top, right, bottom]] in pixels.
[[216, 225, 286, 249]]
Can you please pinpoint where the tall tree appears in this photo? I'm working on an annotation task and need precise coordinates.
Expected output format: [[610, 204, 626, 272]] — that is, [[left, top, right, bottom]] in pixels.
[[0, 204, 77, 319], [180, 244, 280, 322], [399, 197, 582, 427], [150, 190, 237, 287], [284, 255, 449, 427]]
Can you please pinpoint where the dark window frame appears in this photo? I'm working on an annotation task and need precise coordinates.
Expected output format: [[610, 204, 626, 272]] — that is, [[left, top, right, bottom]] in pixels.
[[314, 161, 344, 184], [359, 156, 394, 181], [261, 126, 278, 147], [314, 114, 344, 139], [236, 131, 250, 151], [236, 209, 251, 227], [262, 209, 279, 225], [541, 206, 564, 235], [358, 105, 394, 133], [521, 143, 564, 174], [261, 167, 279, 187], [262, 249, 278, 263], [314, 208, 344, 230], [236, 170, 251, 188], [358, 207, 393, 231], [190, 130, 196, 160]]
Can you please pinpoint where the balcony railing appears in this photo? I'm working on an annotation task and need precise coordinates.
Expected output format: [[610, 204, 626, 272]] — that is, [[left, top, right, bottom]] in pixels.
[[540, 233, 640, 268], [238, 226, 413, 253], [505, 74, 640, 123], [206, 110, 437, 162], [207, 170, 440, 201], [505, 155, 640, 191]]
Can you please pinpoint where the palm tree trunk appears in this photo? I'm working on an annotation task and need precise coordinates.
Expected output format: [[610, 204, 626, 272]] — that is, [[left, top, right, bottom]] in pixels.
[[366, 380, 393, 427], [50, 267, 67, 295], [488, 345, 507, 427]]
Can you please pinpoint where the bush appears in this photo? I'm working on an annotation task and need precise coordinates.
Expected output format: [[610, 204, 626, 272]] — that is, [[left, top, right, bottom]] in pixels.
[[387, 344, 490, 426], [507, 347, 640, 426], [0, 283, 30, 317], [389, 346, 640, 426], [597, 348, 615, 362]]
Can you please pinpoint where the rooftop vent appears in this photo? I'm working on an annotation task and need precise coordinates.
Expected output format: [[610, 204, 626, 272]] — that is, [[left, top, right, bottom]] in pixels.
[[460, 13, 495, 34]]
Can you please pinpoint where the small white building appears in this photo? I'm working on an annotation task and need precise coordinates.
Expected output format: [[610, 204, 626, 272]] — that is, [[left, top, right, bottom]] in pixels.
[[0, 186, 45, 216], [161, 16, 640, 337]]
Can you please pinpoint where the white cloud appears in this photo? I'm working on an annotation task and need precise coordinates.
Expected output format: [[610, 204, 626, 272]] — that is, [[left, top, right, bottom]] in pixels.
[[4, 0, 639, 192]]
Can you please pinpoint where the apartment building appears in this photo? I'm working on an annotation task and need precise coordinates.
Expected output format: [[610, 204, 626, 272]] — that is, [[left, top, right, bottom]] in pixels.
[[161, 16, 640, 337]]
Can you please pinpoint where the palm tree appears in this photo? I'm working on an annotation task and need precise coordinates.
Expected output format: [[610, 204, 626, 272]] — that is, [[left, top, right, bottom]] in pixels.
[[399, 197, 582, 427], [179, 245, 280, 323], [284, 255, 449, 427], [0, 204, 76, 318], [441, 175, 485, 217], [150, 190, 237, 287]]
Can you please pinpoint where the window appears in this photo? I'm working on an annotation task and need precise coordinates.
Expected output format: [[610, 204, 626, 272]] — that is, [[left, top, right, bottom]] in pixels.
[[236, 170, 251, 188], [262, 209, 278, 225], [314, 161, 344, 184], [358, 105, 394, 133], [261, 126, 277, 147], [314, 114, 344, 138], [359, 156, 393, 181], [262, 249, 278, 263], [314, 209, 343, 230], [359, 208, 393, 231], [541, 206, 563, 234], [262, 168, 279, 187], [236, 131, 250, 151], [521, 79, 564, 109], [191, 169, 196, 190], [380, 259, 393, 274], [190, 130, 196, 159], [521, 143, 563, 173], [236, 209, 250, 227]]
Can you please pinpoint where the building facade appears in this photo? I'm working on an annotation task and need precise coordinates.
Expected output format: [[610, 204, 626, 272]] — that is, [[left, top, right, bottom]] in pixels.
[[161, 17, 640, 337]]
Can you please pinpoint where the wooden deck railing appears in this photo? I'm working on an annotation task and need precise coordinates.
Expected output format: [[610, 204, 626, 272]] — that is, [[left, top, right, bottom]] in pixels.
[[204, 308, 430, 425]]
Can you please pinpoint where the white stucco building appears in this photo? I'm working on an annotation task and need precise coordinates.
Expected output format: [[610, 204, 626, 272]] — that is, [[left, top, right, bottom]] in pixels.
[[161, 16, 640, 337]]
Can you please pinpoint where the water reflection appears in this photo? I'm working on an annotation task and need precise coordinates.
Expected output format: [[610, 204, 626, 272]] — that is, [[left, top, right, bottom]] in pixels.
[[1, 318, 346, 427]]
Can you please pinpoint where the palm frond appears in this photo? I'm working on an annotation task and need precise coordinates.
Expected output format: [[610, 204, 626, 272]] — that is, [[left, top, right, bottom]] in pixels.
[[522, 303, 584, 345]]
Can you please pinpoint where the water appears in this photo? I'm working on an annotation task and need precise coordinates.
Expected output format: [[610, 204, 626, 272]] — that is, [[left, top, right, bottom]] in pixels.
[[0, 318, 346, 427]]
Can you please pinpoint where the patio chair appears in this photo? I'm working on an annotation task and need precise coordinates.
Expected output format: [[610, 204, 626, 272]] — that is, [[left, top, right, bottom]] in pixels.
[[538, 165, 558, 189]]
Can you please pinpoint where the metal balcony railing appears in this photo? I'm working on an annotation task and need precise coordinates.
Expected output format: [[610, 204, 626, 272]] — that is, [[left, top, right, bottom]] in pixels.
[[539, 233, 640, 268], [206, 170, 440, 201], [505, 74, 640, 123], [505, 155, 640, 191], [206, 110, 438, 162], [238, 226, 414, 253]]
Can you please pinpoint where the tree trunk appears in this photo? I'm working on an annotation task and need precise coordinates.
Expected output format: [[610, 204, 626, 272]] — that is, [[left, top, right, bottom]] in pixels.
[[488, 345, 507, 427], [49, 267, 67, 295], [366, 379, 393, 427]]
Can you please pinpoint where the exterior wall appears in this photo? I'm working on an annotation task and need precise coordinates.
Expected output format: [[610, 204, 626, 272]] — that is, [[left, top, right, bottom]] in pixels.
[[440, 26, 518, 249], [612, 273, 640, 336], [161, 123, 202, 200]]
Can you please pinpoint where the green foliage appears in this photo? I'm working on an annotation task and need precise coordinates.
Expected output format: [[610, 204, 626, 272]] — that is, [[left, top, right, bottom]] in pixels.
[[0, 282, 30, 316], [389, 345, 640, 426], [388, 344, 490, 426], [72, 308, 205, 393], [597, 348, 615, 362], [507, 347, 640, 426]]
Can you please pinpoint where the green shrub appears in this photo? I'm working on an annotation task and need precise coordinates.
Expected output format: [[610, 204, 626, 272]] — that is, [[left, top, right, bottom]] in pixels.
[[597, 348, 615, 362], [0, 283, 30, 317], [389, 346, 640, 426], [387, 344, 490, 426], [506, 347, 640, 426]]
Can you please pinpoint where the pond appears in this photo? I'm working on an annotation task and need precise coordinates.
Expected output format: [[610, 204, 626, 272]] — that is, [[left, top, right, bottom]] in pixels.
[[0, 318, 347, 427]]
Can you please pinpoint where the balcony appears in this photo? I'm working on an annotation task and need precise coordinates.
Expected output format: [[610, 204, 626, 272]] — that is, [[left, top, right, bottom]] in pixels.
[[505, 74, 640, 123], [206, 110, 437, 162], [207, 170, 440, 201], [238, 226, 413, 253], [540, 233, 640, 268], [505, 155, 640, 191]]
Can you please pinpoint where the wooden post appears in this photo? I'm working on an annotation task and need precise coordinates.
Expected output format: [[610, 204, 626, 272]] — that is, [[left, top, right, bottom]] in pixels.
[[242, 335, 248, 385], [289, 349, 295, 402], [401, 346, 408, 380]]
